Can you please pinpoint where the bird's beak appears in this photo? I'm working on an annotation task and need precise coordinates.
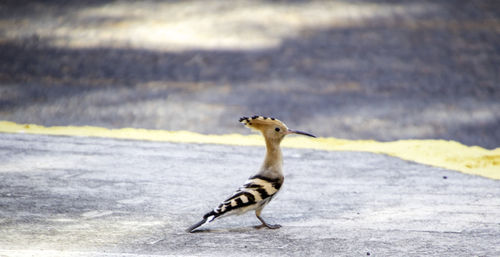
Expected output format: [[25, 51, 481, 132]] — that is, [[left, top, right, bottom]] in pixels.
[[286, 129, 316, 138]]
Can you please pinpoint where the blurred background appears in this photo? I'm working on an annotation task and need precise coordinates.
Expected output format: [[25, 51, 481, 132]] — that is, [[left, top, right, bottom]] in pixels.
[[0, 0, 499, 149]]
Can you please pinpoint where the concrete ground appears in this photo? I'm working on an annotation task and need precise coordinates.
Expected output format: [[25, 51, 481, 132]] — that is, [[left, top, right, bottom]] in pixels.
[[1, 132, 499, 256]]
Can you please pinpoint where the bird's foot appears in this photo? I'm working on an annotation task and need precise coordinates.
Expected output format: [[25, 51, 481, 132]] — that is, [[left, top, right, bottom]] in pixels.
[[266, 223, 281, 229], [256, 214, 281, 229], [255, 223, 281, 229]]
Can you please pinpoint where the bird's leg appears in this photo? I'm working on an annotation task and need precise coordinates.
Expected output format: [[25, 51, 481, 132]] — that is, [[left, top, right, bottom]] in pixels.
[[255, 208, 281, 229]]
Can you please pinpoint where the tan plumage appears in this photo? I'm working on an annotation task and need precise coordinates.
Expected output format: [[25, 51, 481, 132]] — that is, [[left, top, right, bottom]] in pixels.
[[187, 115, 316, 232]]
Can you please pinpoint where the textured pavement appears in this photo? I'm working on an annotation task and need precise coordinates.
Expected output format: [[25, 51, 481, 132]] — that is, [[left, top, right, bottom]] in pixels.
[[1, 0, 500, 148], [1, 132, 499, 256]]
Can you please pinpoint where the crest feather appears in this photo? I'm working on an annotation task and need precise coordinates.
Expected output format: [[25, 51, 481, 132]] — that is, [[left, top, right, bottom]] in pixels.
[[239, 115, 287, 130]]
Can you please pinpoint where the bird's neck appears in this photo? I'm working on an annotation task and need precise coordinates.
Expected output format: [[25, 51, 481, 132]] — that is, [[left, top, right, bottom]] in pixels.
[[259, 137, 283, 178]]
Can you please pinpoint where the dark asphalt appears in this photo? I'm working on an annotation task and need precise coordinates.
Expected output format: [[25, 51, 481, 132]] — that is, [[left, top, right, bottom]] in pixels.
[[1, 0, 499, 148]]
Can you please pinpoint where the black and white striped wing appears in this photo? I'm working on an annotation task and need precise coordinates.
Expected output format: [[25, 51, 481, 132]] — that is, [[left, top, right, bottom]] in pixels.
[[203, 175, 283, 222]]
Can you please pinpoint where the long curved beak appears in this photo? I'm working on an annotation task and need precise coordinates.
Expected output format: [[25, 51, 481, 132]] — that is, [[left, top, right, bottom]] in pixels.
[[286, 129, 316, 138]]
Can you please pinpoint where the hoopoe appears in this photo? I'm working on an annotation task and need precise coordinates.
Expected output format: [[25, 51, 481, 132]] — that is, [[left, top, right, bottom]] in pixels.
[[187, 115, 316, 232]]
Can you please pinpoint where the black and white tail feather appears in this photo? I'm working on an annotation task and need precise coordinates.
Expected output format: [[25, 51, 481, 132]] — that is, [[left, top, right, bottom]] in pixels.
[[187, 174, 282, 232]]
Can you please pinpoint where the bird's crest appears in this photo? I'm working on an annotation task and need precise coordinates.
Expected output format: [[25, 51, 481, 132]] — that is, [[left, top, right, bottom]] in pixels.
[[239, 115, 287, 131]]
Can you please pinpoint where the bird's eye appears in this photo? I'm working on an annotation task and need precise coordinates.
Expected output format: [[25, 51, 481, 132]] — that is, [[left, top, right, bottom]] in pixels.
[[275, 127, 280, 132]]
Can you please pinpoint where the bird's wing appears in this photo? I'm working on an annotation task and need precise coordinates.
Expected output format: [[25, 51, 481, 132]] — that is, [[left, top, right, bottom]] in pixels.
[[203, 175, 283, 221]]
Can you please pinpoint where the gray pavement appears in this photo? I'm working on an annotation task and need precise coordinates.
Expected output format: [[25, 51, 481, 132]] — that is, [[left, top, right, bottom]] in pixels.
[[1, 132, 499, 256], [1, 0, 500, 149]]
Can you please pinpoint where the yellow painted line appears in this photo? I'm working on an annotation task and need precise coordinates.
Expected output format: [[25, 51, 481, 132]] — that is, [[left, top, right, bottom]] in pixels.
[[1, 121, 499, 180]]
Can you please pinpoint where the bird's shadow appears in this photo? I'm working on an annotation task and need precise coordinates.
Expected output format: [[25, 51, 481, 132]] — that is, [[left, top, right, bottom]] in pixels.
[[189, 224, 269, 233]]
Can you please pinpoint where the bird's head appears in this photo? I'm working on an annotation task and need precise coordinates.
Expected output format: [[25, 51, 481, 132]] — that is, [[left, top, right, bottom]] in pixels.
[[239, 116, 316, 143]]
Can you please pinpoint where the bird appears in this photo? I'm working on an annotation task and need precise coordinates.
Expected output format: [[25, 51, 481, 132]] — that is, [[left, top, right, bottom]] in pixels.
[[187, 115, 316, 233]]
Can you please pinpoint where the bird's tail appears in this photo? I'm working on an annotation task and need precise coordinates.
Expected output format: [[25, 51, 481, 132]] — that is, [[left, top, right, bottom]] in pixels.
[[186, 211, 217, 233], [186, 218, 208, 233]]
